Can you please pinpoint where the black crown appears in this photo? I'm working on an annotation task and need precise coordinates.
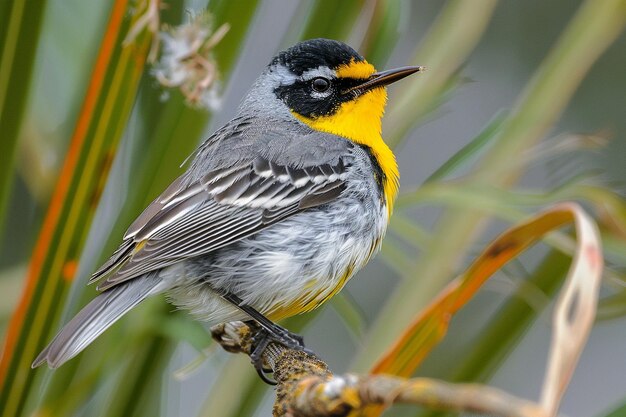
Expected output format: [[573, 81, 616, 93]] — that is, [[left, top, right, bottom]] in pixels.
[[271, 38, 365, 76]]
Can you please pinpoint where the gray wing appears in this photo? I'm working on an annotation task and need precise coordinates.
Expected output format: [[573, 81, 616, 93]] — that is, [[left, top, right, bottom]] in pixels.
[[91, 125, 353, 291]]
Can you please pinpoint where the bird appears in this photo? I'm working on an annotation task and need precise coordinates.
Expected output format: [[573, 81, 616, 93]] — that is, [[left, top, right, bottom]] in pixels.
[[32, 38, 423, 381]]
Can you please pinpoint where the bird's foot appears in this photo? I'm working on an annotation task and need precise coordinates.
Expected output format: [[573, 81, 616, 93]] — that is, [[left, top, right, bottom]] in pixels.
[[247, 322, 311, 385], [210, 321, 254, 354]]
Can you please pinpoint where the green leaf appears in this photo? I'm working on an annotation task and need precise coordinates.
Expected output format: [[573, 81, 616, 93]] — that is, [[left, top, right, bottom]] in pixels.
[[152, 313, 213, 352], [359, 0, 403, 67], [299, 0, 365, 41], [388, 213, 431, 249], [101, 333, 175, 417], [330, 292, 366, 341], [356, 0, 626, 369], [385, 0, 499, 149], [380, 236, 418, 276], [597, 291, 626, 321], [420, 251, 570, 417], [0, 2, 153, 416], [596, 398, 626, 417], [423, 111, 507, 184], [0, 0, 48, 237]]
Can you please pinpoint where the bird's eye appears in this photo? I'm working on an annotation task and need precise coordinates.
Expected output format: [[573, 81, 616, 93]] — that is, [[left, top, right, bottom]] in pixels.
[[311, 77, 330, 92]]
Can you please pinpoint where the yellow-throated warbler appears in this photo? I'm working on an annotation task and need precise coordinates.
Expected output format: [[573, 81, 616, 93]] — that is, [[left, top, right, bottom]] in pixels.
[[33, 38, 423, 382]]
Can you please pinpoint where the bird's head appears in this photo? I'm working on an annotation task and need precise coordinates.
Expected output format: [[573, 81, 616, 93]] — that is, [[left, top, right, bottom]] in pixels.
[[254, 38, 423, 146]]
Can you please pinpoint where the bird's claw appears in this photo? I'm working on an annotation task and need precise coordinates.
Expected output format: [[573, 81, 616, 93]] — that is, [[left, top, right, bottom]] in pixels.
[[248, 325, 308, 385]]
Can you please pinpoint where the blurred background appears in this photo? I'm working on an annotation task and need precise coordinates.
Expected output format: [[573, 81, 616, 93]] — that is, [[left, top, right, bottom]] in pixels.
[[0, 0, 625, 416]]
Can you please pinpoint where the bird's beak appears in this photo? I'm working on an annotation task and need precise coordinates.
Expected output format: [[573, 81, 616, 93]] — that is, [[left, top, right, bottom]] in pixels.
[[344, 65, 425, 94]]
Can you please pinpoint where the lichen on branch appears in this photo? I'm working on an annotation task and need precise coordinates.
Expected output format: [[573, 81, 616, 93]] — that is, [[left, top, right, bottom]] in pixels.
[[211, 322, 544, 417]]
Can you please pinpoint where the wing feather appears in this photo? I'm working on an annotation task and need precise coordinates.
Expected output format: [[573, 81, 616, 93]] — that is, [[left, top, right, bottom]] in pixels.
[[92, 127, 354, 291], [122, 174, 187, 240], [134, 192, 206, 241]]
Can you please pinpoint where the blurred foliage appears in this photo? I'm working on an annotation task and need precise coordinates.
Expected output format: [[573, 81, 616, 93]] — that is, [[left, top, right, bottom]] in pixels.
[[0, 0, 48, 238], [0, 0, 625, 416]]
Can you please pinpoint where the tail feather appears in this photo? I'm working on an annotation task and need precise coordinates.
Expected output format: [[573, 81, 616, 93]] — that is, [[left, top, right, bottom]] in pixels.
[[32, 273, 162, 369]]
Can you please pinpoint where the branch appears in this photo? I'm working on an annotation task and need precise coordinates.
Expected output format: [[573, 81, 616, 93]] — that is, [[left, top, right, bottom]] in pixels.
[[210, 203, 602, 417], [211, 322, 545, 417]]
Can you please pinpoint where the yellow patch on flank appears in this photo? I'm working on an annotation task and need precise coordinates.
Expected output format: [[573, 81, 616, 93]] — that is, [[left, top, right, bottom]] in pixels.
[[335, 59, 376, 79], [293, 85, 399, 214], [325, 260, 356, 300], [268, 263, 359, 321], [303, 278, 318, 290]]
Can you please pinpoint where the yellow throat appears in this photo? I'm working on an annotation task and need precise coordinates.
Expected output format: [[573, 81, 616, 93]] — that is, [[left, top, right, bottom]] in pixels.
[[293, 60, 399, 215]]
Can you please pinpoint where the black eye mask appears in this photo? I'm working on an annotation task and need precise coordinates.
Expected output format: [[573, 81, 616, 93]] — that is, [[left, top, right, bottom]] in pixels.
[[274, 77, 372, 119]]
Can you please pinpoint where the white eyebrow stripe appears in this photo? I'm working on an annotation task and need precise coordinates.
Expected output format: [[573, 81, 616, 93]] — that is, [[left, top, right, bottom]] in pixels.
[[300, 66, 336, 81], [267, 64, 299, 86]]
